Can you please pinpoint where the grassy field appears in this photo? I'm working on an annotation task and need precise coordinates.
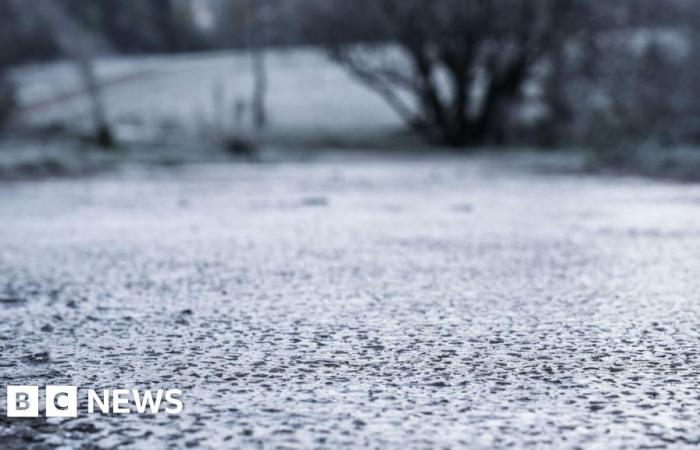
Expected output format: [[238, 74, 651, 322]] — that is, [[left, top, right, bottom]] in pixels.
[[5, 48, 700, 181], [11, 48, 408, 148]]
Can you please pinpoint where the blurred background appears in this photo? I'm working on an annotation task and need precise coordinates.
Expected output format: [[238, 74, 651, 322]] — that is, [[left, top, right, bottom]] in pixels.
[[1, 0, 700, 178]]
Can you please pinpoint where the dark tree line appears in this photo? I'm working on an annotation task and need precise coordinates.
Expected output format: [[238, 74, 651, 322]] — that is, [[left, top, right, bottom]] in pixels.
[[0, 0, 209, 137], [62, 0, 209, 54], [0, 0, 208, 69]]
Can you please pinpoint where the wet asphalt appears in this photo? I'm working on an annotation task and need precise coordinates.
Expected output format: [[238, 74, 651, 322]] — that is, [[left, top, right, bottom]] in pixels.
[[2, 156, 700, 449]]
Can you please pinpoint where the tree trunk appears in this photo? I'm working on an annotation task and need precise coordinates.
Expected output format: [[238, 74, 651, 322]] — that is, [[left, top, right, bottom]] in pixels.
[[36, 0, 115, 148], [251, 46, 267, 130], [76, 55, 113, 148], [249, 0, 267, 130]]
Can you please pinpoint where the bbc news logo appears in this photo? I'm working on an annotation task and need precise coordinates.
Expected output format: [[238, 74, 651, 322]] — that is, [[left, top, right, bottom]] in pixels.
[[5, 386, 183, 417]]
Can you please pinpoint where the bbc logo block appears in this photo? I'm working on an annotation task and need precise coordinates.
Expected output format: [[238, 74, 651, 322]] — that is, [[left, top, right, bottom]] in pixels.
[[6, 386, 39, 417], [6, 385, 77, 418], [5, 386, 183, 417]]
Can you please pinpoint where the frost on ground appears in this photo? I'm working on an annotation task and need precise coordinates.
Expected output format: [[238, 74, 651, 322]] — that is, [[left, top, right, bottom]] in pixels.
[[1, 156, 700, 449]]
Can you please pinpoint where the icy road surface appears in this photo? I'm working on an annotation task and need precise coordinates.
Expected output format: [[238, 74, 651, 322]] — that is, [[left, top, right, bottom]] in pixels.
[[2, 155, 700, 449]]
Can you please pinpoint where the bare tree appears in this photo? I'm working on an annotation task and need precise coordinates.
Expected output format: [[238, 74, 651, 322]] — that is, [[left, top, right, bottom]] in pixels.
[[557, 0, 700, 150], [220, 0, 269, 134], [248, 0, 268, 130], [305, 0, 592, 147], [30, 0, 115, 147]]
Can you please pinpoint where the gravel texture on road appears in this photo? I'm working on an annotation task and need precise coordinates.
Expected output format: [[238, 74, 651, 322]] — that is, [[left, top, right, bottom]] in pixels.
[[2, 156, 700, 449]]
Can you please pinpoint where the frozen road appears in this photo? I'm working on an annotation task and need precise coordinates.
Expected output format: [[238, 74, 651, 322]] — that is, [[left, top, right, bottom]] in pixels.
[[2, 155, 700, 449]]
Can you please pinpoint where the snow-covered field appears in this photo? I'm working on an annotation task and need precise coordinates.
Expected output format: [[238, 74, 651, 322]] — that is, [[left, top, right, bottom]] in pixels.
[[11, 48, 406, 146]]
